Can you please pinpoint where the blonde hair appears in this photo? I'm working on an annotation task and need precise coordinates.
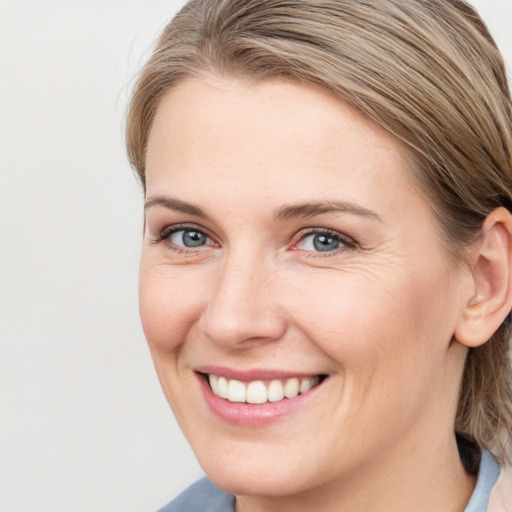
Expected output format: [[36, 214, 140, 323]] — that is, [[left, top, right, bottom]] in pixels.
[[126, 0, 512, 462]]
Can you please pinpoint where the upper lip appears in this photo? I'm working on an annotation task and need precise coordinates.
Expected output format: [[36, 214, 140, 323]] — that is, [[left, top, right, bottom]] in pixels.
[[194, 365, 326, 382]]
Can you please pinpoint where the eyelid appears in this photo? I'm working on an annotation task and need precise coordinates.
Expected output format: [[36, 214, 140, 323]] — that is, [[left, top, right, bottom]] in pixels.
[[150, 223, 217, 248], [290, 227, 356, 253]]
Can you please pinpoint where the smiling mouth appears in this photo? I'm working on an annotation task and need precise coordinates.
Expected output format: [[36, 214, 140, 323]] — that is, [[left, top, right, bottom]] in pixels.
[[205, 374, 326, 404]]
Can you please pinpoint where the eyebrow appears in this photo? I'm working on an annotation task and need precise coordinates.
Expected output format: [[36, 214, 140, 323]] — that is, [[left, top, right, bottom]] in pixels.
[[273, 200, 382, 222], [144, 195, 382, 223], [144, 196, 208, 218]]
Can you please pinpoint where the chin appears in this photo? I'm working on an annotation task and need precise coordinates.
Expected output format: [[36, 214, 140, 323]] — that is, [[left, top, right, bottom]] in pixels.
[[191, 439, 329, 498], [206, 464, 315, 498]]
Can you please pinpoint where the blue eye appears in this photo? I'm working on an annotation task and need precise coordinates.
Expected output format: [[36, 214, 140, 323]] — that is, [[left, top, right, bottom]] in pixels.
[[170, 229, 209, 248], [296, 230, 353, 253]]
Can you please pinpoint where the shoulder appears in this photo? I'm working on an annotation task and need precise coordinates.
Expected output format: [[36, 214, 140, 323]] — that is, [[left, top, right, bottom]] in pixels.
[[157, 477, 235, 512]]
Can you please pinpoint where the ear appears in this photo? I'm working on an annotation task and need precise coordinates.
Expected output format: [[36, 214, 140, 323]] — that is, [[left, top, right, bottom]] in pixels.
[[455, 207, 512, 348]]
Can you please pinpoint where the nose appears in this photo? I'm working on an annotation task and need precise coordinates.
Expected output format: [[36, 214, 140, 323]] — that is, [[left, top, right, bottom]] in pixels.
[[199, 253, 287, 349]]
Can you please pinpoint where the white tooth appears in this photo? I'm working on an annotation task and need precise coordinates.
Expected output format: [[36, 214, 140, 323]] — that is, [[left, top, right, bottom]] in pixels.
[[300, 377, 317, 393], [299, 379, 311, 393], [284, 378, 300, 399], [209, 375, 220, 395], [246, 381, 268, 404], [267, 380, 284, 402], [217, 376, 229, 399], [227, 379, 246, 402]]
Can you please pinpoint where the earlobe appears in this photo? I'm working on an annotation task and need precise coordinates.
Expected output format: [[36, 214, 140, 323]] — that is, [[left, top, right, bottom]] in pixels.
[[455, 207, 512, 348]]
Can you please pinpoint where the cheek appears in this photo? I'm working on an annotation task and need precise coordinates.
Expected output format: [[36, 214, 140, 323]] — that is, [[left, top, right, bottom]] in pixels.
[[138, 265, 205, 352], [286, 269, 461, 441], [284, 265, 457, 377]]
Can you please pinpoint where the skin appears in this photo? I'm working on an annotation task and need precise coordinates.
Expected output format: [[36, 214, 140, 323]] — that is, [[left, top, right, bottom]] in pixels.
[[489, 465, 512, 512], [140, 76, 502, 512]]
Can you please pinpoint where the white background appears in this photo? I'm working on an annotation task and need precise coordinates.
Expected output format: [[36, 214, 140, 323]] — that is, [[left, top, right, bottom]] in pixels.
[[0, 1, 511, 511]]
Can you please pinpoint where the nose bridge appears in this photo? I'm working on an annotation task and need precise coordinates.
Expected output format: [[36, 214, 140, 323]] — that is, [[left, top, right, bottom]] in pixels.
[[200, 247, 286, 347]]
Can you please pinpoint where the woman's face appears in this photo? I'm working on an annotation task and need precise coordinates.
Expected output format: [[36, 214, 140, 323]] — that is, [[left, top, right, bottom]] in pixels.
[[140, 77, 470, 497]]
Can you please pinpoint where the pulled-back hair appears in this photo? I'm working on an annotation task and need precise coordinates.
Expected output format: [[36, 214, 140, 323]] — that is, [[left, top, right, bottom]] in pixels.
[[126, 0, 512, 462]]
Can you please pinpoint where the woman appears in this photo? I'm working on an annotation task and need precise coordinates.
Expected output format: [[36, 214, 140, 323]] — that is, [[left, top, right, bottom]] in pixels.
[[126, 1, 512, 510]]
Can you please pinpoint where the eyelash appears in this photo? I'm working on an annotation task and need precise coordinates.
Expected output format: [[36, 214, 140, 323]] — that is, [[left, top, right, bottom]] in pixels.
[[151, 224, 356, 256], [291, 228, 356, 256], [150, 223, 215, 252]]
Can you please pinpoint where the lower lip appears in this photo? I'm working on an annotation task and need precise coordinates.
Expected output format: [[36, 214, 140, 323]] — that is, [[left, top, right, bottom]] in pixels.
[[197, 374, 324, 427]]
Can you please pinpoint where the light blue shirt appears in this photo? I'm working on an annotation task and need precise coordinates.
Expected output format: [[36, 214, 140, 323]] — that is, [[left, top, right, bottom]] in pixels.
[[465, 450, 500, 512]]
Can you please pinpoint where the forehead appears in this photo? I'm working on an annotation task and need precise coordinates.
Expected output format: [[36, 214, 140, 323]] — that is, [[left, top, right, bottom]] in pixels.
[[146, 76, 414, 197]]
